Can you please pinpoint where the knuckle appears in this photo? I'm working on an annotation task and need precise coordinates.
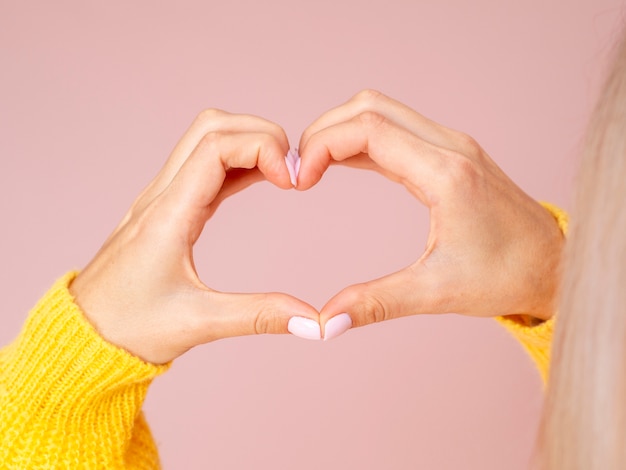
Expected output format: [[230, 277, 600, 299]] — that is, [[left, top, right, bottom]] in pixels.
[[441, 151, 482, 190], [345, 285, 389, 326], [252, 294, 282, 335], [194, 108, 223, 125], [362, 294, 389, 325], [254, 136, 277, 166], [200, 131, 223, 151], [257, 132, 276, 148], [356, 110, 387, 131], [455, 132, 482, 157], [352, 88, 385, 107], [270, 122, 288, 143]]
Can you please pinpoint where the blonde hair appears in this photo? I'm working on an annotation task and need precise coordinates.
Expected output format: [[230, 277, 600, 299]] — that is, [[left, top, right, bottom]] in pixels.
[[536, 27, 626, 469]]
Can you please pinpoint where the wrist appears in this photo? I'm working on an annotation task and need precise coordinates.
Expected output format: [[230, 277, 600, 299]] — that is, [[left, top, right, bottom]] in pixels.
[[4, 273, 169, 412]]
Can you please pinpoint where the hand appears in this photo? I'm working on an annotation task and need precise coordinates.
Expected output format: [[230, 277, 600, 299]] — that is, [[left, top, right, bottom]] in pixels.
[[70, 110, 321, 364], [297, 90, 565, 339]]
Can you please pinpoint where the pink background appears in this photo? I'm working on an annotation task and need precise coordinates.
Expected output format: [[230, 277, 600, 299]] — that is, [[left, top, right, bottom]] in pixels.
[[1, 1, 623, 468]]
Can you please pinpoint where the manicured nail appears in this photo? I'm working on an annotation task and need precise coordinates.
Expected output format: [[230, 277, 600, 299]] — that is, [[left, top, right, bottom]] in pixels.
[[288, 316, 321, 340], [323, 313, 353, 341], [294, 153, 301, 181], [287, 148, 297, 164], [285, 155, 297, 186]]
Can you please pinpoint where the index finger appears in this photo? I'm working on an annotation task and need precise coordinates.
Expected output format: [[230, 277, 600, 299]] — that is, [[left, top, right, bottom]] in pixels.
[[299, 90, 464, 155], [135, 111, 291, 212], [298, 110, 449, 204], [161, 130, 291, 243]]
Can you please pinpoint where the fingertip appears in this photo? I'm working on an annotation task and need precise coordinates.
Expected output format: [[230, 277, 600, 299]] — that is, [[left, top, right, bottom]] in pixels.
[[319, 281, 387, 333], [285, 153, 297, 187], [294, 151, 301, 185], [288, 316, 321, 340], [319, 286, 359, 339], [266, 292, 322, 337], [298, 128, 313, 155], [294, 145, 329, 190], [259, 145, 294, 190], [323, 313, 353, 341], [283, 148, 303, 188]]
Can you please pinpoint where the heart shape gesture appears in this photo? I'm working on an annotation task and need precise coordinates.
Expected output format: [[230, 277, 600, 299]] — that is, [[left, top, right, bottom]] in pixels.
[[69, 90, 564, 365]]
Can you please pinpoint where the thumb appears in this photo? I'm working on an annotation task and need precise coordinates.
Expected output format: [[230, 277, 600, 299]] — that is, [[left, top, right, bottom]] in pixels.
[[319, 266, 441, 341], [188, 290, 323, 345]]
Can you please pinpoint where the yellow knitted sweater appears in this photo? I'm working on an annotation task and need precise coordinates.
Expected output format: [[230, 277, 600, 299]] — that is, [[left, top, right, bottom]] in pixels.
[[0, 273, 170, 469], [0, 203, 567, 469]]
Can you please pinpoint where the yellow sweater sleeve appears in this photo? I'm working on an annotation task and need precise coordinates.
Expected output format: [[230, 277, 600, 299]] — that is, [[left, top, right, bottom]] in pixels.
[[495, 202, 568, 385], [0, 272, 170, 469], [496, 315, 555, 384]]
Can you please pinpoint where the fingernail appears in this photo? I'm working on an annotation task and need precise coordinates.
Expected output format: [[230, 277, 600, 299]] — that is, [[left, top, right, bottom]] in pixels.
[[288, 316, 321, 340], [324, 313, 353, 341], [294, 153, 301, 181], [287, 148, 297, 164], [285, 155, 297, 186]]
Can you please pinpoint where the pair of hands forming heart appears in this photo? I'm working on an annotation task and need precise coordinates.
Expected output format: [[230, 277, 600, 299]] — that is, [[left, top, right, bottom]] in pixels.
[[69, 90, 565, 364]]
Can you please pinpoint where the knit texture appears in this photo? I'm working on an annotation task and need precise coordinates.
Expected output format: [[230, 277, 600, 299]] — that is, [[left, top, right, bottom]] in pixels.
[[0, 272, 169, 469], [495, 202, 569, 384]]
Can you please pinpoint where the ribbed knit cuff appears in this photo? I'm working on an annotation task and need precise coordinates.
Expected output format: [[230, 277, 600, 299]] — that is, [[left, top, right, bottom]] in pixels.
[[0, 272, 169, 467], [495, 315, 554, 384], [538, 201, 569, 235], [2, 272, 169, 404]]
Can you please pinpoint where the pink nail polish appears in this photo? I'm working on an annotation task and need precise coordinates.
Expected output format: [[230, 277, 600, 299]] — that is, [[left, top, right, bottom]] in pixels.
[[294, 153, 301, 180], [324, 313, 352, 341], [288, 316, 321, 340], [287, 149, 297, 165], [285, 155, 297, 186]]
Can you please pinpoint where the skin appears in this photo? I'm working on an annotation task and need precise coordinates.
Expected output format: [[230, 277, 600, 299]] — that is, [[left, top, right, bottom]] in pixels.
[[297, 90, 564, 335], [69, 111, 320, 364], [70, 90, 565, 363]]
